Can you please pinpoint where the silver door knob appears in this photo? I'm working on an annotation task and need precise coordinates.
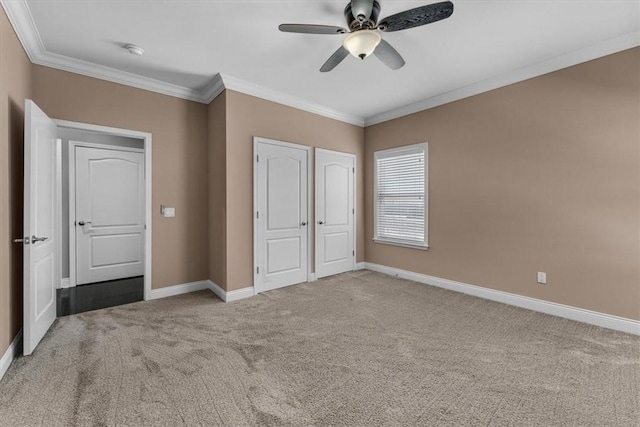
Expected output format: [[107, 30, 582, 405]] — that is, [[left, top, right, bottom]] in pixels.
[[301, 222, 307, 226], [13, 237, 29, 244], [31, 236, 48, 243], [318, 221, 324, 225], [78, 221, 92, 226]]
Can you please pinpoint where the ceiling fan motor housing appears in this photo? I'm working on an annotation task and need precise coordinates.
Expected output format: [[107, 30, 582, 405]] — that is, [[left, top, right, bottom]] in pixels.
[[345, 0, 381, 31]]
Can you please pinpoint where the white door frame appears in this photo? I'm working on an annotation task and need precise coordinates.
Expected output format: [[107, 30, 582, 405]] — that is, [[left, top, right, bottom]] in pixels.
[[253, 136, 312, 294], [68, 141, 144, 289], [54, 119, 153, 301], [314, 148, 357, 277]]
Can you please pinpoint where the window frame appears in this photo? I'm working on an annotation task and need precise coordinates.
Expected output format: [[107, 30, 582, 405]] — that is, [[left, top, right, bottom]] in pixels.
[[373, 142, 429, 250]]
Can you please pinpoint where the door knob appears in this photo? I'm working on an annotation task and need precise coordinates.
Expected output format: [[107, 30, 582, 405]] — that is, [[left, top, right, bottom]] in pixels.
[[31, 236, 48, 243], [318, 221, 324, 225], [13, 237, 29, 244], [78, 221, 92, 226], [301, 222, 307, 226]]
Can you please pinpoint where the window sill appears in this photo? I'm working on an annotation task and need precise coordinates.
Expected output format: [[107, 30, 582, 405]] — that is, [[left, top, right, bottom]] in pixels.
[[373, 238, 429, 251]]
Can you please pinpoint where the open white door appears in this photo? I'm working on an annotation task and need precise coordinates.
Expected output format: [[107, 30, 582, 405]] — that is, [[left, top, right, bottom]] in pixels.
[[22, 100, 60, 356], [254, 138, 309, 293], [315, 149, 355, 279]]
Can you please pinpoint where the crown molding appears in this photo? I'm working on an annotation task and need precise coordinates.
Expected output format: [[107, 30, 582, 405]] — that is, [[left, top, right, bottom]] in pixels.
[[35, 50, 207, 102], [201, 73, 226, 103], [220, 74, 365, 126], [1, 0, 43, 61], [365, 30, 640, 126]]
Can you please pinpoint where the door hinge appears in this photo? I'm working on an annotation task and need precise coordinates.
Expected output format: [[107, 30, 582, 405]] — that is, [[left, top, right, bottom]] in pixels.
[[256, 155, 259, 162], [257, 266, 260, 274], [256, 211, 259, 219], [144, 224, 147, 230], [352, 167, 355, 173], [352, 250, 355, 256], [352, 208, 355, 215]]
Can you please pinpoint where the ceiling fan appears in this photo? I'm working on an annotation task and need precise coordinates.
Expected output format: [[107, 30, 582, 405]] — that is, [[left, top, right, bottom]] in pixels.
[[278, 0, 454, 72]]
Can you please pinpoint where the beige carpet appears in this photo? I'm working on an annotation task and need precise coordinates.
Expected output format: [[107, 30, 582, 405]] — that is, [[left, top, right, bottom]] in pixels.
[[1, 271, 638, 426]]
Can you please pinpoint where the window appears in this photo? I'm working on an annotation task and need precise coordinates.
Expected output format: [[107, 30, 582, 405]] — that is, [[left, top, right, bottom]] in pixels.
[[374, 143, 428, 249]]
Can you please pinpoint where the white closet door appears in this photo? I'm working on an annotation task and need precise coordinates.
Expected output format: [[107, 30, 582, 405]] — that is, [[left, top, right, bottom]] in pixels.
[[255, 139, 309, 293], [315, 149, 355, 279], [74, 147, 144, 285]]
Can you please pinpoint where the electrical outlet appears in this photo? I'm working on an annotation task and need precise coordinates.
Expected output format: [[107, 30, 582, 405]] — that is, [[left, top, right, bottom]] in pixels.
[[537, 272, 547, 284]]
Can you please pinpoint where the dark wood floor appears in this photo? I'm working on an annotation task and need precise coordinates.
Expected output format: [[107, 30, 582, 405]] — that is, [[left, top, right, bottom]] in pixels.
[[57, 276, 144, 316]]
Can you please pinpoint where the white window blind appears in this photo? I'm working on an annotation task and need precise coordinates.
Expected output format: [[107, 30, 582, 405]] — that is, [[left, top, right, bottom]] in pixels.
[[374, 143, 428, 248]]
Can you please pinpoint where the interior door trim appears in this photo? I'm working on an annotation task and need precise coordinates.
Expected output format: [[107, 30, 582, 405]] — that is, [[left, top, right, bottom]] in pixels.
[[253, 136, 312, 294], [314, 148, 357, 278], [55, 119, 153, 301]]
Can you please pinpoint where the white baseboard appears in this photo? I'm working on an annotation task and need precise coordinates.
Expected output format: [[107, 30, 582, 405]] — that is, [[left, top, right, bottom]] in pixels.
[[149, 279, 255, 303], [208, 280, 226, 302], [354, 262, 365, 271], [149, 280, 212, 300], [207, 281, 254, 302], [364, 263, 640, 336], [225, 286, 255, 302], [60, 278, 70, 289], [0, 329, 23, 381]]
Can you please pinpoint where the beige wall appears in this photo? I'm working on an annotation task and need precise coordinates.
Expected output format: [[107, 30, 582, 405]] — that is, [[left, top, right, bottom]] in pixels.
[[224, 90, 365, 291], [208, 92, 227, 288], [0, 8, 32, 355], [32, 66, 210, 289], [365, 48, 640, 320]]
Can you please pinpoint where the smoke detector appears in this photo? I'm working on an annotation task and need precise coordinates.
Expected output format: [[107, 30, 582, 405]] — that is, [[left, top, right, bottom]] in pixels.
[[124, 44, 144, 56]]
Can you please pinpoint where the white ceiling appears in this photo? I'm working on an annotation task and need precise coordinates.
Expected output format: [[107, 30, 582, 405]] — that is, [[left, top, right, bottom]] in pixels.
[[7, 0, 640, 125]]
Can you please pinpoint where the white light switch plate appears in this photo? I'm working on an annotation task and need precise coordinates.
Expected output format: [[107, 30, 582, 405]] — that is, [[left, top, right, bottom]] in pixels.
[[161, 205, 176, 218]]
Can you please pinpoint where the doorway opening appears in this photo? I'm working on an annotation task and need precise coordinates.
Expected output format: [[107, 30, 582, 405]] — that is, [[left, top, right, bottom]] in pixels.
[[56, 121, 152, 314]]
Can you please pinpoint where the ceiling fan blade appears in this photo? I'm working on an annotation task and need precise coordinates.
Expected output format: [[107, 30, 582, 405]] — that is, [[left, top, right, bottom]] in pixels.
[[320, 46, 349, 72], [351, 0, 374, 22], [374, 39, 405, 70], [378, 1, 454, 32], [279, 24, 347, 34]]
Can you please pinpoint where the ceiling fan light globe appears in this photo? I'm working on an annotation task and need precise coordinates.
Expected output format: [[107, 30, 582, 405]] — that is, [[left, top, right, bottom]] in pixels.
[[343, 30, 381, 59]]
